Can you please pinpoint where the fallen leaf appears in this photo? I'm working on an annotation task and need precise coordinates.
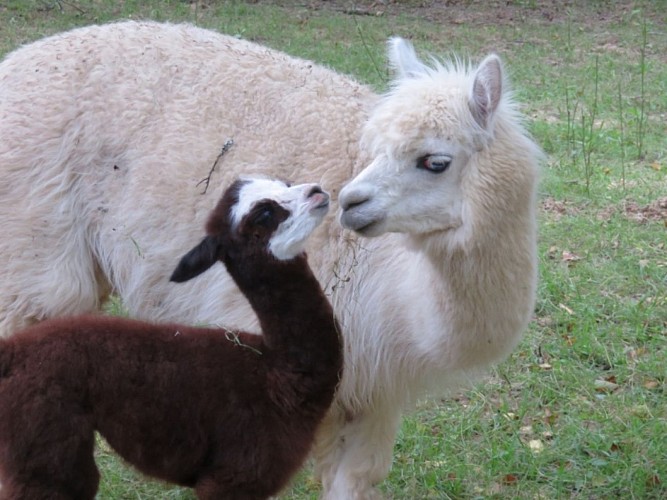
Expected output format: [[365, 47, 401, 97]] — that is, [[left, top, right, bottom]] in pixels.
[[595, 379, 619, 393], [542, 430, 554, 440], [626, 346, 648, 361], [646, 474, 661, 488], [562, 334, 576, 346], [528, 439, 544, 453], [537, 316, 554, 327], [502, 473, 519, 485], [543, 408, 558, 425], [643, 379, 660, 390], [631, 404, 652, 418], [547, 245, 559, 259], [559, 303, 575, 315], [519, 425, 534, 436], [562, 250, 581, 264]]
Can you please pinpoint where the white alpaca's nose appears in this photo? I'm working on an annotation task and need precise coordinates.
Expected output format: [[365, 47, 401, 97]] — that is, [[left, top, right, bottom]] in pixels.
[[339, 185, 371, 212], [338, 183, 386, 236]]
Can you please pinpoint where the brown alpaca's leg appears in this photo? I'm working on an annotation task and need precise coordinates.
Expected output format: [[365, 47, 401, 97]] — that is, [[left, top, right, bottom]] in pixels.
[[0, 417, 99, 500], [0, 483, 80, 500], [195, 474, 274, 500]]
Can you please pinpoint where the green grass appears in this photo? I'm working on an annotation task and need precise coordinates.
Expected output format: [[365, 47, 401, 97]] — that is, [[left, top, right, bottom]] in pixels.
[[2, 1, 665, 498]]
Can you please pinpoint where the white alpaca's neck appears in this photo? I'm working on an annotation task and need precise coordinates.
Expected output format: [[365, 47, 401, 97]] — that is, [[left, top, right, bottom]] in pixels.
[[416, 210, 536, 370], [331, 126, 538, 407]]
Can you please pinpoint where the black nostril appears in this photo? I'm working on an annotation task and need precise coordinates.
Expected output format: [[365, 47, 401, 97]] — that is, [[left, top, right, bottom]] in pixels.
[[341, 195, 369, 211], [345, 200, 366, 210], [307, 186, 324, 198]]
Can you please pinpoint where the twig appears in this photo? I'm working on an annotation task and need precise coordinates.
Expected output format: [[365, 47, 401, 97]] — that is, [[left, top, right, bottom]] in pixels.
[[224, 330, 262, 356], [197, 139, 234, 194], [129, 236, 143, 258], [39, 0, 86, 14], [342, 8, 376, 16], [60, 0, 86, 14], [352, 12, 386, 84]]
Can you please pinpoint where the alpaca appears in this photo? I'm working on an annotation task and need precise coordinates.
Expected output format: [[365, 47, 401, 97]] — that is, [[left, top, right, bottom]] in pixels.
[[0, 22, 541, 498], [0, 177, 342, 500]]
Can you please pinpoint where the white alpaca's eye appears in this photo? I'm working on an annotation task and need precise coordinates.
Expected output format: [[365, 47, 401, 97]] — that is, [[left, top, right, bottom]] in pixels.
[[417, 155, 451, 173]]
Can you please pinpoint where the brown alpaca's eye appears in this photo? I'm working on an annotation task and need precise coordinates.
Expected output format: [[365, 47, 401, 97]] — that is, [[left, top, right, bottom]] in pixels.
[[417, 155, 451, 173], [254, 206, 274, 226]]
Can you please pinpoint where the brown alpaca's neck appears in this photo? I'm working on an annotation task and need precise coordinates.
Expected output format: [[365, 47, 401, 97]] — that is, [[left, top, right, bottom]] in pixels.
[[222, 252, 340, 368]]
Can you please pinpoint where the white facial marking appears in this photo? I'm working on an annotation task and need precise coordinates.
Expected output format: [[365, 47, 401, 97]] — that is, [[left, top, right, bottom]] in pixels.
[[234, 178, 329, 260], [231, 178, 290, 228]]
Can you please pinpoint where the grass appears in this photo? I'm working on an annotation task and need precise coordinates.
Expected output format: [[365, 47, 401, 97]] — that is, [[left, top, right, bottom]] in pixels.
[[2, 1, 666, 498]]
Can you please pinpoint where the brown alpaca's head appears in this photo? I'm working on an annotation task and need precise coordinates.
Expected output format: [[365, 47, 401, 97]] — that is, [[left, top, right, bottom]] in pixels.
[[170, 177, 330, 283]]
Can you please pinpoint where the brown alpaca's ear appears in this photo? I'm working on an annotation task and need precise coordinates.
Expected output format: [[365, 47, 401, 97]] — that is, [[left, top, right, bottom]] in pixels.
[[170, 235, 221, 283]]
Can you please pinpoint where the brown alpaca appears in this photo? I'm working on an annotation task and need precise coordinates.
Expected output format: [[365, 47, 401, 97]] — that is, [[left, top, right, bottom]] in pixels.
[[0, 178, 341, 500]]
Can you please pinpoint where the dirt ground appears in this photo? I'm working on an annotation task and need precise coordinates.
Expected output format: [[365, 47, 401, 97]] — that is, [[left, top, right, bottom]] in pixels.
[[251, 0, 666, 28]]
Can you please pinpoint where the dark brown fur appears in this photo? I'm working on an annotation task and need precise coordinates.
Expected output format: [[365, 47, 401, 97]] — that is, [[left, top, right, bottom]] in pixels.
[[0, 180, 342, 500]]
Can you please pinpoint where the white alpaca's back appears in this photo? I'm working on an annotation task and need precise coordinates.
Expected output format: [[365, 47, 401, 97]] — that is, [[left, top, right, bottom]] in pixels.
[[0, 21, 372, 333]]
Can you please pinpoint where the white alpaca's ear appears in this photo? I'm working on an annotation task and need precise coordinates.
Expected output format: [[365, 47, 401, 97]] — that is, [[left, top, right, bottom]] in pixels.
[[388, 37, 428, 79], [470, 54, 503, 129]]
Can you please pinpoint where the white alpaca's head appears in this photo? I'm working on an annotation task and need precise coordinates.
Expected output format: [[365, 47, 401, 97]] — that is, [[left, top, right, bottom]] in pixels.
[[339, 38, 506, 238], [171, 177, 330, 283]]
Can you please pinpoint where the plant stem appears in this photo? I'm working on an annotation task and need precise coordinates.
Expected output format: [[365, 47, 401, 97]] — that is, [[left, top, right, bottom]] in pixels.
[[618, 80, 626, 192], [636, 19, 648, 160]]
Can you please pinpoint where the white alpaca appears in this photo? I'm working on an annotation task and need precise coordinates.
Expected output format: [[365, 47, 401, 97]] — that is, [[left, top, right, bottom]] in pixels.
[[0, 22, 540, 499]]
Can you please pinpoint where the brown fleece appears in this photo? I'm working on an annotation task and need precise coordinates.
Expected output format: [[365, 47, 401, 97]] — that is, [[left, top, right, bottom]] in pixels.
[[0, 180, 342, 500]]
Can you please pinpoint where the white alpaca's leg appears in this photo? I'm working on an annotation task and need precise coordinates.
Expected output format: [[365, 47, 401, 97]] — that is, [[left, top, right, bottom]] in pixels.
[[315, 407, 402, 500], [0, 230, 108, 338]]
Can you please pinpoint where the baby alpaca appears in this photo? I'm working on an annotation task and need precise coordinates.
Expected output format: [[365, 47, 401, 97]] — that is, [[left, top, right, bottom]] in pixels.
[[0, 178, 341, 500]]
